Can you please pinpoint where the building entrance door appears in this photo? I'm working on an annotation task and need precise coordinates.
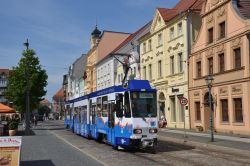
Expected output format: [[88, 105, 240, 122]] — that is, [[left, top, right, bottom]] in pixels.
[[204, 92, 214, 131]]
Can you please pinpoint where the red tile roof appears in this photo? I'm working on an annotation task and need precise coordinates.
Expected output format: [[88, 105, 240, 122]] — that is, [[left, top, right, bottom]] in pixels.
[[158, 0, 204, 23], [237, 0, 250, 19], [0, 69, 10, 76], [158, 8, 178, 23], [111, 21, 152, 54], [53, 88, 64, 101]]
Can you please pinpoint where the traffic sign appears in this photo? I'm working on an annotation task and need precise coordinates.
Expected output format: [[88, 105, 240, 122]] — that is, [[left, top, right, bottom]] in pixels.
[[180, 97, 188, 106]]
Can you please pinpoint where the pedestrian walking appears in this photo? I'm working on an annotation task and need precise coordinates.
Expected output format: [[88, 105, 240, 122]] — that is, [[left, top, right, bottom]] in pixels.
[[33, 115, 37, 126]]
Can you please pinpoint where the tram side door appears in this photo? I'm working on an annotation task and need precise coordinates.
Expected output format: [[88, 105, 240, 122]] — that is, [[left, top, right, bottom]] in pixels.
[[108, 101, 115, 143]]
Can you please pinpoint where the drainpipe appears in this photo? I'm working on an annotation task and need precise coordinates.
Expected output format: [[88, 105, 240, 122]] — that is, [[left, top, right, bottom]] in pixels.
[[186, 9, 191, 129]]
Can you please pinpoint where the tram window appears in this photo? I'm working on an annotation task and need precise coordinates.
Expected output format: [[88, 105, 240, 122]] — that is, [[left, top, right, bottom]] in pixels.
[[78, 107, 81, 123], [124, 92, 131, 117], [102, 96, 108, 117], [82, 106, 87, 123], [66, 106, 70, 119], [116, 94, 124, 117], [69, 108, 72, 120], [92, 105, 96, 124], [97, 97, 102, 117]]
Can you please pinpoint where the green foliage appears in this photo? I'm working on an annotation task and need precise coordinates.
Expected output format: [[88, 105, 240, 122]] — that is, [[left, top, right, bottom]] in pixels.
[[38, 104, 51, 115], [5, 49, 48, 113], [8, 118, 20, 130]]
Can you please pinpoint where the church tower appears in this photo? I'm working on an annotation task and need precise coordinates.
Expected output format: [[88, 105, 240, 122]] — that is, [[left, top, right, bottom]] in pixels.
[[90, 25, 101, 48]]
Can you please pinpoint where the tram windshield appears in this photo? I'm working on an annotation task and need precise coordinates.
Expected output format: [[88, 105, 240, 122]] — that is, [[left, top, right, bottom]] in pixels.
[[131, 91, 157, 118]]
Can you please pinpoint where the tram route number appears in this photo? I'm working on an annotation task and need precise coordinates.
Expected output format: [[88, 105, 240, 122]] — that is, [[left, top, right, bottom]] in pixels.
[[180, 97, 188, 106]]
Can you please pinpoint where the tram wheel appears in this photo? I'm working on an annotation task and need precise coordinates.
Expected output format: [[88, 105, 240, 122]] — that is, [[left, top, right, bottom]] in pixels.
[[97, 133, 104, 143]]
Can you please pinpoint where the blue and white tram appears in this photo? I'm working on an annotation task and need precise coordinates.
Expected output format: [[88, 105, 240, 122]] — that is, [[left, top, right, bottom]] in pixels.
[[65, 80, 158, 150]]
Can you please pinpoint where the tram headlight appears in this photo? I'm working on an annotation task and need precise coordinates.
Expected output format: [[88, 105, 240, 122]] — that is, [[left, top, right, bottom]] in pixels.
[[133, 129, 142, 134], [149, 128, 158, 133]]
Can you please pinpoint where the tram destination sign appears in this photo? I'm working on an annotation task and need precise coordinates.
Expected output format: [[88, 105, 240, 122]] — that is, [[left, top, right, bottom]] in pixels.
[[180, 97, 188, 106]]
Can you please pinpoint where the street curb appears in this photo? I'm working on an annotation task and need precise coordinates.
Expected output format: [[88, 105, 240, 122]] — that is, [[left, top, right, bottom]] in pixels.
[[158, 136, 250, 157]]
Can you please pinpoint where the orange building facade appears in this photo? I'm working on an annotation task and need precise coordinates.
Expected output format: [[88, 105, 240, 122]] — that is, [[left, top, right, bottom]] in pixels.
[[189, 0, 250, 135]]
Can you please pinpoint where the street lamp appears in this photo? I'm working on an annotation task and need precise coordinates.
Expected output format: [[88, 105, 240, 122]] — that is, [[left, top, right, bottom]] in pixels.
[[205, 74, 214, 142]]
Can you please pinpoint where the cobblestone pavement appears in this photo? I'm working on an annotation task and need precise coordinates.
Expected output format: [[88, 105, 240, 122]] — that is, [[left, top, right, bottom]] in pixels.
[[40, 120, 250, 166]]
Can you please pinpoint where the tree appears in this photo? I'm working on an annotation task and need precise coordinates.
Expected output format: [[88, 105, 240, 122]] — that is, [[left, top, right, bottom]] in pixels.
[[5, 49, 48, 116], [38, 105, 51, 116]]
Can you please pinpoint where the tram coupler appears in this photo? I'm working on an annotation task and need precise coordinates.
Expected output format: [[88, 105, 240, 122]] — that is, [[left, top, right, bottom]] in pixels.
[[141, 138, 157, 149]]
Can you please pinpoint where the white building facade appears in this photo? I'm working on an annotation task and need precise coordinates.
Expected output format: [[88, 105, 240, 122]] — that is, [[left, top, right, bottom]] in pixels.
[[67, 54, 87, 100], [115, 22, 152, 86], [96, 56, 117, 90]]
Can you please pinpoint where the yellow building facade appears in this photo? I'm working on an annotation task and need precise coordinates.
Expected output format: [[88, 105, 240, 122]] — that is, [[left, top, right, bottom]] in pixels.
[[85, 26, 101, 94], [139, 0, 202, 129], [85, 46, 98, 94]]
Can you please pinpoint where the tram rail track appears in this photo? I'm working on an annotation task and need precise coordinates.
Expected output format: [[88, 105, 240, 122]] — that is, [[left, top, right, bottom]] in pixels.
[[41, 121, 250, 166]]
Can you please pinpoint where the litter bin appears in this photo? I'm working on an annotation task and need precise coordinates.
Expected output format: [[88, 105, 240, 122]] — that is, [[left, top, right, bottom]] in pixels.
[[0, 124, 4, 136]]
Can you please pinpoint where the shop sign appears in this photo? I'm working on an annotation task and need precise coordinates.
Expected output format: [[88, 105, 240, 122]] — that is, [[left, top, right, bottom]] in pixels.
[[0, 136, 22, 166]]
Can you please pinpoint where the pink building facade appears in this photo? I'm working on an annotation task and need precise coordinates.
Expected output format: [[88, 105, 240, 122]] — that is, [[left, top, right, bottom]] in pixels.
[[189, 0, 250, 135]]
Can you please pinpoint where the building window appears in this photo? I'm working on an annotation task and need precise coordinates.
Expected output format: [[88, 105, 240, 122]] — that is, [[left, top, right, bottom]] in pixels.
[[221, 99, 229, 122], [149, 64, 152, 80], [195, 102, 201, 121], [170, 96, 176, 122], [158, 33, 162, 46], [158, 60, 162, 78], [219, 22, 225, 39], [143, 42, 146, 53], [197, 61, 202, 78], [143, 66, 146, 79], [178, 53, 183, 72], [208, 57, 213, 74], [170, 27, 174, 40], [218, 53, 225, 72], [178, 23, 182, 36], [234, 48, 241, 69], [170, 56, 174, 75], [234, 98, 243, 122], [148, 39, 152, 51], [208, 27, 213, 44]]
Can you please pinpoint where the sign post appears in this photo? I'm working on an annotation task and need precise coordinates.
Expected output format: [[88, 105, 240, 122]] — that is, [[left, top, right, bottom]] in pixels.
[[179, 97, 188, 141], [0, 136, 22, 166]]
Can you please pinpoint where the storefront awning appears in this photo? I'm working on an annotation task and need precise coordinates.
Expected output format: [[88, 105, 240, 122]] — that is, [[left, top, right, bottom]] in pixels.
[[0, 103, 15, 113]]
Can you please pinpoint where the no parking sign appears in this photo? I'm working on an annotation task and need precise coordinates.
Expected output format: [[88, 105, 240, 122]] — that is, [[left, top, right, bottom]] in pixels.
[[180, 97, 188, 106]]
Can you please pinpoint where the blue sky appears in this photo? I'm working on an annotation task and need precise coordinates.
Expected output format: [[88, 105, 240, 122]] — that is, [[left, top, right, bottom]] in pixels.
[[0, 0, 178, 102]]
